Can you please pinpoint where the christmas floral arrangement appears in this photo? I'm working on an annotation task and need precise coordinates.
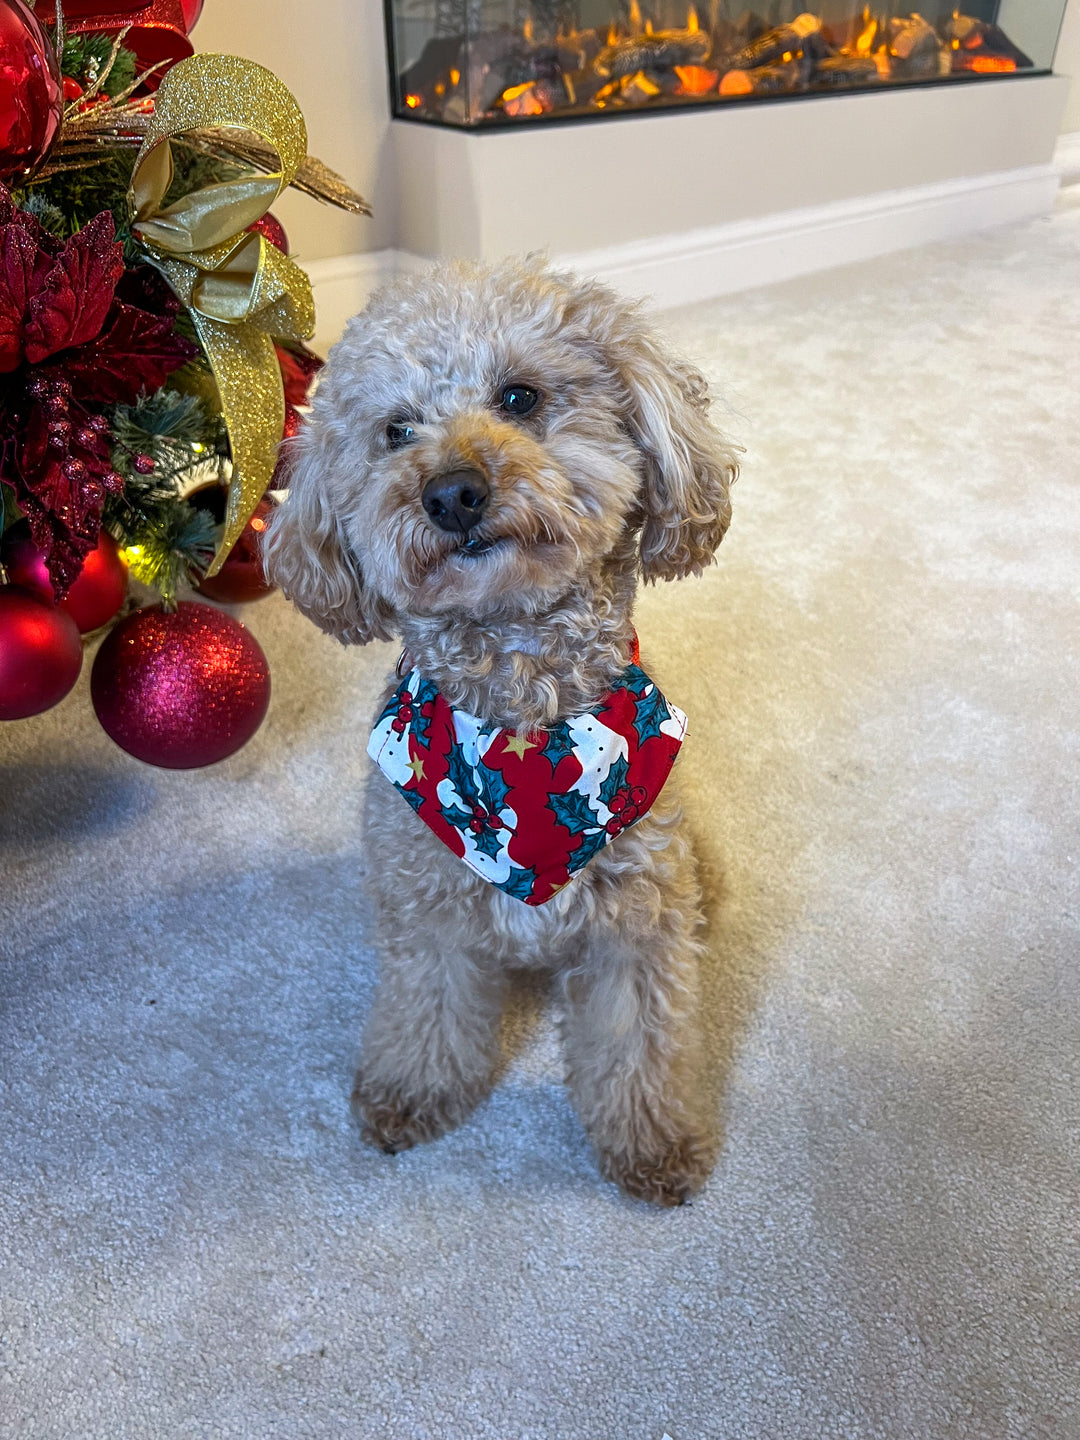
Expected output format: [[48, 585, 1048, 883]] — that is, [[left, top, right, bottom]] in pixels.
[[0, 0, 368, 763]]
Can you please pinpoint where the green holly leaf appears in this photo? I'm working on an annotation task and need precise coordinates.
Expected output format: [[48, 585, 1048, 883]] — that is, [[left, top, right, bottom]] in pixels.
[[630, 681, 672, 746], [399, 784, 425, 814], [541, 723, 577, 769], [445, 743, 479, 807], [598, 753, 631, 812], [548, 788, 599, 835], [499, 864, 539, 903], [470, 823, 505, 861], [566, 824, 611, 874], [410, 678, 439, 746], [441, 801, 474, 830], [480, 761, 512, 815]]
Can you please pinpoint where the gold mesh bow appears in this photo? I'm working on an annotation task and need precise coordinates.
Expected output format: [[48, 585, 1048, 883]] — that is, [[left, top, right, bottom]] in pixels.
[[129, 53, 316, 575]]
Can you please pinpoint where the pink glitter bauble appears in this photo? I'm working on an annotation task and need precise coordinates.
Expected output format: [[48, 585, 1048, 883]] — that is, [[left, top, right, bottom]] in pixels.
[[91, 601, 270, 768]]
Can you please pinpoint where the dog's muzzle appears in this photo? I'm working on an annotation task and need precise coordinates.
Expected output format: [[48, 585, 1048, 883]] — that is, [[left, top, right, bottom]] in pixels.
[[421, 468, 489, 534]]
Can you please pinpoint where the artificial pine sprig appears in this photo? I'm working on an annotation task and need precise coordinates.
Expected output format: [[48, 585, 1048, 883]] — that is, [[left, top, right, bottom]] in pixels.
[[103, 389, 229, 604], [59, 32, 138, 98], [111, 500, 217, 604]]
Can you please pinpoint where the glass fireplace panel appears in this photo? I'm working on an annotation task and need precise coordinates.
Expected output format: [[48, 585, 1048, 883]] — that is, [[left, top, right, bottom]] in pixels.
[[386, 0, 1062, 127]]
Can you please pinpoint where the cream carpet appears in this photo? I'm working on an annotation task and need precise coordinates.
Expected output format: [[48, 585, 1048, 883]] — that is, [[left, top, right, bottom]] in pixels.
[[2, 192, 1079, 1440]]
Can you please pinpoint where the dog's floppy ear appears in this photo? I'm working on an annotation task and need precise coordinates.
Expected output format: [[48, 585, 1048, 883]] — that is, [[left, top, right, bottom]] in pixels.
[[261, 426, 392, 645], [564, 276, 738, 582], [622, 326, 739, 583]]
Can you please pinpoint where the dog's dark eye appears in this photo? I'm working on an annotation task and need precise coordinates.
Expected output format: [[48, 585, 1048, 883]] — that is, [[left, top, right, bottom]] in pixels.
[[386, 419, 417, 450], [499, 385, 539, 416]]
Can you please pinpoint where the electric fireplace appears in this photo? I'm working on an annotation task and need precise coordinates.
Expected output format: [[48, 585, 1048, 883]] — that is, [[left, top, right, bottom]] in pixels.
[[385, 0, 1062, 127]]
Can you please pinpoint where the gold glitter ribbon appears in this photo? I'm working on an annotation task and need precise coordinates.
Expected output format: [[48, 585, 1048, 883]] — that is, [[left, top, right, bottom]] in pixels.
[[128, 53, 316, 575]]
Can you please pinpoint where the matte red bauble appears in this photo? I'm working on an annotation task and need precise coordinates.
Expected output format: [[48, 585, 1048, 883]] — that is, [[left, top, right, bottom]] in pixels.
[[0, 0, 64, 183], [247, 212, 289, 254], [3, 526, 128, 632], [91, 601, 270, 767], [0, 586, 82, 720], [190, 483, 277, 604]]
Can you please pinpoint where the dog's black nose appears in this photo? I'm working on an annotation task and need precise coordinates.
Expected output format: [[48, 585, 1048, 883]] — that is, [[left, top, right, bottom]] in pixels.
[[421, 469, 490, 534]]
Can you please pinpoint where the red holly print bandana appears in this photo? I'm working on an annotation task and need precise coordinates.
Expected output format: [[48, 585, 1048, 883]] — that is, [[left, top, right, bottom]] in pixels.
[[367, 656, 688, 906]]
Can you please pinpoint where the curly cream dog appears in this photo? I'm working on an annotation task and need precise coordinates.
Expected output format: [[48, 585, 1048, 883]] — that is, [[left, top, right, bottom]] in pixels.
[[264, 258, 737, 1206]]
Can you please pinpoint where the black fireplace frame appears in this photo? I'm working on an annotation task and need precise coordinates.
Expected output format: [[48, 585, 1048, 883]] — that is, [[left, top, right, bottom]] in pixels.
[[382, 0, 1057, 134]]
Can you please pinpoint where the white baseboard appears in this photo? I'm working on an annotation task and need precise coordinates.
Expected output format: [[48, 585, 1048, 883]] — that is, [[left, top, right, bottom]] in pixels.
[[306, 161, 1059, 339], [1054, 131, 1080, 185], [553, 162, 1059, 308]]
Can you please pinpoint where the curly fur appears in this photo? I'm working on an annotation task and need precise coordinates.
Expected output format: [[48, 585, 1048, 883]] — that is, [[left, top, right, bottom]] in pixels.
[[264, 257, 739, 1205]]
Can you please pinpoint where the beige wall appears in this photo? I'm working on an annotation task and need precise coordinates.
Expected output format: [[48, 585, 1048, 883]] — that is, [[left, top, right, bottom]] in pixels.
[[192, 0, 390, 259], [193, 0, 1079, 269], [1056, 0, 1080, 130]]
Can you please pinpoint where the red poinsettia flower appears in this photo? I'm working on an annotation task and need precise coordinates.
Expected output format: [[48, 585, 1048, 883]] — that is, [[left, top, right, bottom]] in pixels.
[[0, 185, 197, 596]]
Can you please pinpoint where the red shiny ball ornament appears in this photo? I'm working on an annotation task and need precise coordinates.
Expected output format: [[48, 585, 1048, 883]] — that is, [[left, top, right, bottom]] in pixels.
[[0, 0, 64, 183], [190, 483, 277, 605], [180, 0, 204, 30], [3, 526, 128, 633], [0, 586, 82, 720], [91, 601, 270, 768], [247, 212, 289, 255]]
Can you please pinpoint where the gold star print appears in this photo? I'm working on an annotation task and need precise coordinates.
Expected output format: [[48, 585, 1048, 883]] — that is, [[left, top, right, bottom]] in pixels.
[[407, 755, 427, 782], [503, 732, 537, 760]]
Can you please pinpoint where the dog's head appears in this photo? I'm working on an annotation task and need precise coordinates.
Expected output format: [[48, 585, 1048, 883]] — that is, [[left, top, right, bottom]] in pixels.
[[263, 259, 738, 643]]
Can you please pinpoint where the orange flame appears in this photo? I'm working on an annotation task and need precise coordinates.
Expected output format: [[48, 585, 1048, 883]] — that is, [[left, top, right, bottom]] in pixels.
[[404, 93, 422, 108], [629, 0, 643, 35], [500, 80, 549, 116], [523, 13, 533, 41], [719, 69, 754, 95], [675, 63, 718, 93], [687, 5, 699, 33], [970, 55, 1016, 71]]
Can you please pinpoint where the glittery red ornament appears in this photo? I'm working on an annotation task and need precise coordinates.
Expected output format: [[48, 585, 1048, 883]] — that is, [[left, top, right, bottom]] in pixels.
[[0, 0, 64, 183], [247, 212, 289, 255], [91, 601, 270, 767], [0, 586, 83, 719], [2, 525, 128, 632], [190, 484, 277, 605]]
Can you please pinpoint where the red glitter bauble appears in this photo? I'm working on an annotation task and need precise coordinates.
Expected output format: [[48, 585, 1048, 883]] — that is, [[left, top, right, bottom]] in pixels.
[[91, 601, 270, 768], [3, 526, 128, 633], [0, 586, 82, 720], [0, 0, 64, 183], [247, 212, 289, 255], [189, 482, 277, 605]]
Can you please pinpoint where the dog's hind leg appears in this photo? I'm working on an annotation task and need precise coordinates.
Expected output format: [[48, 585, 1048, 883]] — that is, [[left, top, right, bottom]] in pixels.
[[351, 922, 506, 1154], [560, 833, 713, 1207]]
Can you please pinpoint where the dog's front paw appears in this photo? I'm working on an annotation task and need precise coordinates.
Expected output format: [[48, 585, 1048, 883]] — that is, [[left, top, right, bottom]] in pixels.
[[350, 1076, 462, 1155], [600, 1132, 712, 1208]]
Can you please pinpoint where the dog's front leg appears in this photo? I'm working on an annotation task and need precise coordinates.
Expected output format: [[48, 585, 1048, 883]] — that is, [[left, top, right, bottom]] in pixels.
[[352, 919, 505, 1155], [561, 856, 712, 1206]]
